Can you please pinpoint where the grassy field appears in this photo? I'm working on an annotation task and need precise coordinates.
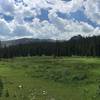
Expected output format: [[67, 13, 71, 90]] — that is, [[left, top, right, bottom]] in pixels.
[[0, 56, 100, 100]]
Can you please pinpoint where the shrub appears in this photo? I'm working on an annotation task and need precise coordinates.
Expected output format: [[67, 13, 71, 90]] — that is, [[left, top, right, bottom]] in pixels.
[[44, 68, 70, 82], [0, 79, 3, 97], [5, 90, 9, 97], [72, 73, 87, 81]]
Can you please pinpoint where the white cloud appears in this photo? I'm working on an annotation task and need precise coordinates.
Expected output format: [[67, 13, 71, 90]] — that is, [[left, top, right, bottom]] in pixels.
[[84, 0, 100, 25], [12, 25, 33, 37], [0, 19, 11, 35], [0, 0, 99, 40], [50, 0, 84, 14], [0, 0, 15, 14]]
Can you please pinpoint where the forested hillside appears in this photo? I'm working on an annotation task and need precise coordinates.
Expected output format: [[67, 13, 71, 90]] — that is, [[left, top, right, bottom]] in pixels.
[[0, 35, 100, 58]]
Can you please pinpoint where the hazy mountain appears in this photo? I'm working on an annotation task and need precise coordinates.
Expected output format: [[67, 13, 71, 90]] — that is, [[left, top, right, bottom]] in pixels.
[[1, 38, 55, 47], [0, 35, 85, 47]]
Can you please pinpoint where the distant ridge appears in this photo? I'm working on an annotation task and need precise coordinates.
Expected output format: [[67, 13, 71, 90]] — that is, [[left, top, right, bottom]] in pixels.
[[70, 35, 83, 40], [1, 38, 55, 47], [1, 35, 99, 47]]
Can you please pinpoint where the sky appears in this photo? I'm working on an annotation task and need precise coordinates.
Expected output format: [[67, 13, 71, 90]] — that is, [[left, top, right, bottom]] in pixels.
[[0, 0, 100, 40]]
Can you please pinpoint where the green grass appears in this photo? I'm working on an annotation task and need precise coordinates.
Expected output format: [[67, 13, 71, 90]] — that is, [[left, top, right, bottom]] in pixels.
[[0, 56, 100, 100]]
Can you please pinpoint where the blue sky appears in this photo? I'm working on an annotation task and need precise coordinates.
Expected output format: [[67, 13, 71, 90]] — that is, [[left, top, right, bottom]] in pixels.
[[0, 0, 100, 40]]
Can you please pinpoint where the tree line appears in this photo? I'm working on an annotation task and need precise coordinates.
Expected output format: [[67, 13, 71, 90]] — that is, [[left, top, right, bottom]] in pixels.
[[0, 35, 100, 58]]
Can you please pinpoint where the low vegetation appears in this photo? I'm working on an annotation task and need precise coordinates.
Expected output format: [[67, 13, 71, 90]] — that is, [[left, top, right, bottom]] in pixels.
[[0, 56, 100, 100]]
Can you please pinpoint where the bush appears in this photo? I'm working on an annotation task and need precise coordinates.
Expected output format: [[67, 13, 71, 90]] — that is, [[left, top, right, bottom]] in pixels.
[[5, 90, 9, 97], [44, 68, 70, 82], [0, 79, 3, 97], [72, 73, 87, 81]]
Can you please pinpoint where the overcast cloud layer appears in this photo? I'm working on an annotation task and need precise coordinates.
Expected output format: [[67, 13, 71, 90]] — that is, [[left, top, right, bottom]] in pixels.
[[0, 0, 100, 40]]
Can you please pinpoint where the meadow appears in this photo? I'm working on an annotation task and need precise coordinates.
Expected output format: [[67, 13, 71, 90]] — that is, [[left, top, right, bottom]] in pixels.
[[0, 56, 100, 100]]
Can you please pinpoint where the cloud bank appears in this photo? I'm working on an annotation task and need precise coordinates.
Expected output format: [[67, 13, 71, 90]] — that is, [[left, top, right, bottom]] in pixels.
[[0, 0, 100, 40]]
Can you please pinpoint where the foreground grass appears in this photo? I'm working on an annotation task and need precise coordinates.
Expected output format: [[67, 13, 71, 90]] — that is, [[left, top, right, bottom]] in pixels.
[[0, 56, 100, 100]]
